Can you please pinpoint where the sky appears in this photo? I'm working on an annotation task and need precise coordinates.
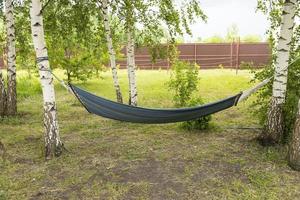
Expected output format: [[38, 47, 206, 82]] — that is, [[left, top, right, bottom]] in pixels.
[[184, 0, 269, 42]]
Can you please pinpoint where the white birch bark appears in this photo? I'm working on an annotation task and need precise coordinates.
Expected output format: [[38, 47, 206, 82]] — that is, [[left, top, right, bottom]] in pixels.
[[5, 0, 17, 116], [126, 30, 138, 106], [30, 0, 63, 159], [264, 0, 297, 144], [288, 99, 300, 171], [101, 0, 123, 103]]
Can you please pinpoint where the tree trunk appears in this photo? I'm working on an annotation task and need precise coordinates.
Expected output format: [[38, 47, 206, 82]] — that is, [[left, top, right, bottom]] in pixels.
[[126, 30, 137, 106], [101, 0, 123, 103], [262, 0, 297, 144], [288, 99, 300, 171], [0, 71, 7, 117], [5, 0, 17, 116], [30, 0, 63, 159]]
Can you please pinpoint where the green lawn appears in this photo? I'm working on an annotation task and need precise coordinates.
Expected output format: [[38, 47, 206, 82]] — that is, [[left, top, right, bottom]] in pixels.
[[0, 69, 299, 200]]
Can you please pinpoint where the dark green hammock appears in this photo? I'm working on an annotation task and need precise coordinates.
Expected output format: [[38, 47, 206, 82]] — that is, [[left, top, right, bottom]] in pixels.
[[69, 83, 243, 124]]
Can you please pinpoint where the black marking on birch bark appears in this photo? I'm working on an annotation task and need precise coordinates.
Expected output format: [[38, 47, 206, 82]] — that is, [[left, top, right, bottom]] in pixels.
[[282, 10, 289, 15], [278, 48, 289, 52], [275, 74, 287, 78], [49, 78, 54, 85], [33, 22, 41, 27], [279, 36, 286, 40]]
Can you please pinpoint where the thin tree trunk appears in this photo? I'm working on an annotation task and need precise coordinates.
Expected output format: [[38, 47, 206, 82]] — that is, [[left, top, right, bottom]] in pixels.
[[262, 0, 297, 144], [30, 0, 63, 159], [126, 30, 137, 106], [288, 99, 300, 171], [0, 71, 7, 117], [5, 0, 17, 116], [101, 0, 123, 103]]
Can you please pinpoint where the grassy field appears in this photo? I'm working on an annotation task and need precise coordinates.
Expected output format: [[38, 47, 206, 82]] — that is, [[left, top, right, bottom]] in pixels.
[[0, 69, 299, 200]]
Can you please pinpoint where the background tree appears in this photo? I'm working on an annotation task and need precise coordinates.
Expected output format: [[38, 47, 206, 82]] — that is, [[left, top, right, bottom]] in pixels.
[[99, 0, 123, 103], [30, 0, 63, 159], [5, 0, 17, 116], [0, 3, 7, 117], [110, 0, 207, 106], [225, 23, 239, 42]]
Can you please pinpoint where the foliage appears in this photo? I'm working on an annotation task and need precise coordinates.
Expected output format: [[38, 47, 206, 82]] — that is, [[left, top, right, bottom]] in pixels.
[[43, 0, 107, 82], [15, 2, 36, 77], [112, 0, 207, 65], [203, 35, 224, 43], [167, 60, 211, 130], [241, 34, 263, 43]]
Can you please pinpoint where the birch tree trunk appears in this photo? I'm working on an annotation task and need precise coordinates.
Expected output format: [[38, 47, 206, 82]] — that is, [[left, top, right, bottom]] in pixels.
[[101, 0, 123, 103], [126, 30, 137, 106], [30, 0, 63, 159], [0, 71, 6, 117], [288, 99, 300, 171], [5, 0, 17, 116], [263, 0, 297, 144]]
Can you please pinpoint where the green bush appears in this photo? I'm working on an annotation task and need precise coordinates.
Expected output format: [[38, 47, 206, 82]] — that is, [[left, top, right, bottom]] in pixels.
[[181, 97, 212, 130], [167, 60, 211, 130]]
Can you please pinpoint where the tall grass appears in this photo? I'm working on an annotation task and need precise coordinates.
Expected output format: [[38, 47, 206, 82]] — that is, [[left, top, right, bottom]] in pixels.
[[17, 76, 42, 99]]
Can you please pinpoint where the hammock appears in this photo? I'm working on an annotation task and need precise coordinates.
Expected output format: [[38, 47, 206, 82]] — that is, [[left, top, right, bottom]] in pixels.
[[36, 56, 299, 124], [68, 79, 270, 124]]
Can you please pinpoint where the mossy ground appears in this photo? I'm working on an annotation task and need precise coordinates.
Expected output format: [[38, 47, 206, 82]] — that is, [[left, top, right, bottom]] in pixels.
[[0, 69, 299, 200]]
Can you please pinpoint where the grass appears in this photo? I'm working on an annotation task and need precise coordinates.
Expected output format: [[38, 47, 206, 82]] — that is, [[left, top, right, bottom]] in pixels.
[[0, 69, 300, 199]]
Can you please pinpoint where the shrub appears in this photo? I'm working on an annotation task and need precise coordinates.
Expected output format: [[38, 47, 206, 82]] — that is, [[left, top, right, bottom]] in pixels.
[[181, 97, 212, 130], [167, 60, 211, 130]]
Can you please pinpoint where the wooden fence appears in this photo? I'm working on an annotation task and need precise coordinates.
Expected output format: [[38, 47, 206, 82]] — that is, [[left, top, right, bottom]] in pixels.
[[116, 42, 271, 69], [0, 42, 271, 70]]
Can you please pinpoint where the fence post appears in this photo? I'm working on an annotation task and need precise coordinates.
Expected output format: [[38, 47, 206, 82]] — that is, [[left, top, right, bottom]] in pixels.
[[230, 40, 233, 68], [236, 37, 240, 74], [194, 43, 197, 65]]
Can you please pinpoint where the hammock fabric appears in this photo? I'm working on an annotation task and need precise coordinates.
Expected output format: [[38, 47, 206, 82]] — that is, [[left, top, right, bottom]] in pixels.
[[69, 83, 242, 124]]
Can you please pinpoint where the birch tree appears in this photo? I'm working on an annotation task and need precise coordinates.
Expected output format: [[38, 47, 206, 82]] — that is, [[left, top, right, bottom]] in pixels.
[[5, 0, 17, 116], [123, 0, 137, 106], [126, 24, 137, 106], [263, 0, 297, 144], [30, 0, 63, 159], [100, 0, 123, 103]]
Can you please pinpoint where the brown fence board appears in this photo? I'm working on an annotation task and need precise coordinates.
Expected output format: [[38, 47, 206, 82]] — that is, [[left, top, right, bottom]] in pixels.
[[117, 42, 271, 69]]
